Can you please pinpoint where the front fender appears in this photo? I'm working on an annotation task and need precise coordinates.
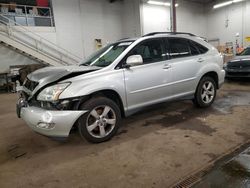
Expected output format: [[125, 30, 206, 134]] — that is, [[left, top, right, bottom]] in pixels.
[[59, 70, 126, 108]]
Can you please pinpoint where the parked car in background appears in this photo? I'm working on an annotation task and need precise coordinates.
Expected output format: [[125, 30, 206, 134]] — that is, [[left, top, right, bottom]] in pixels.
[[17, 32, 225, 143], [224, 46, 250, 78]]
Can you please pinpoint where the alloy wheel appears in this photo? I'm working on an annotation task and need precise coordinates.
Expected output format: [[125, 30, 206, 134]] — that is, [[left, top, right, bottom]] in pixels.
[[86, 105, 116, 138], [201, 81, 215, 104]]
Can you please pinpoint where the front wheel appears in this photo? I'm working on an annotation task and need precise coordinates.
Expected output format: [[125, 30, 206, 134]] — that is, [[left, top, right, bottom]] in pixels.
[[78, 97, 121, 143], [193, 76, 217, 108]]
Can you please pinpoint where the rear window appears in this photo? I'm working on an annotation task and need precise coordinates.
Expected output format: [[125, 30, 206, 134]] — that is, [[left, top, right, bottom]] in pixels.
[[190, 41, 208, 54], [189, 41, 200, 55]]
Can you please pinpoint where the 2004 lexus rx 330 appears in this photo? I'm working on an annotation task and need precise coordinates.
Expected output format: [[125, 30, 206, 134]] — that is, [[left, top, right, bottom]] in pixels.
[[17, 32, 225, 143]]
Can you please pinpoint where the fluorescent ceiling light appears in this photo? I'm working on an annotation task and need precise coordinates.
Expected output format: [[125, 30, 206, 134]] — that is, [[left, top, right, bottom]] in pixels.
[[213, 0, 245, 9], [233, 0, 244, 2], [147, 0, 170, 6], [213, 1, 232, 9], [147, 0, 178, 7]]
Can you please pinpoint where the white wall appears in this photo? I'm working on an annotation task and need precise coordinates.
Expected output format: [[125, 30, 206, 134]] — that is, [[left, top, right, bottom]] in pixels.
[[3, 0, 250, 70], [52, 0, 84, 57], [52, 0, 142, 58], [141, 0, 250, 49], [177, 0, 206, 37], [206, 0, 250, 48], [141, 0, 206, 37], [79, 0, 123, 57], [122, 0, 142, 38], [141, 3, 171, 35], [0, 45, 39, 73], [1, 0, 143, 72]]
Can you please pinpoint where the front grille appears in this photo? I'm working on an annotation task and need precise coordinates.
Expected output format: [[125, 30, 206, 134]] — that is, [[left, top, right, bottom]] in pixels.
[[228, 65, 250, 69], [227, 72, 250, 77], [28, 98, 77, 111], [23, 78, 39, 91], [227, 61, 250, 69]]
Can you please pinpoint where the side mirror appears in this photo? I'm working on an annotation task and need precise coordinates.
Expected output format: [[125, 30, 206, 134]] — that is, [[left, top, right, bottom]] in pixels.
[[126, 55, 143, 67]]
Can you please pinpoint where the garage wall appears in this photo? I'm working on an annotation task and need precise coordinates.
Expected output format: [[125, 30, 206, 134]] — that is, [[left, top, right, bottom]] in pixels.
[[206, 1, 250, 47], [0, 45, 39, 73], [53, 0, 124, 58], [79, 0, 124, 57], [122, 0, 142, 38], [141, 3, 171, 35], [177, 0, 207, 37], [52, 0, 84, 58], [141, 0, 206, 37], [1, 0, 142, 72], [3, 0, 250, 70], [52, 0, 141, 58]]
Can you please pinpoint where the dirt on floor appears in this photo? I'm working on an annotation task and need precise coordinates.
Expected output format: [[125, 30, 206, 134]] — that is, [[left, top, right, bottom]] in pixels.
[[0, 80, 250, 188]]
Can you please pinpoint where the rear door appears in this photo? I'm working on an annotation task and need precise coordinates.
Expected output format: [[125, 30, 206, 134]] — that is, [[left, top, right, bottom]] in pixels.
[[165, 37, 207, 96]]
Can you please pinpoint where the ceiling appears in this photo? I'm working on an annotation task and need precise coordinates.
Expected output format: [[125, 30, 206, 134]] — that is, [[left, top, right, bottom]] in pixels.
[[140, 0, 225, 5], [183, 0, 216, 4]]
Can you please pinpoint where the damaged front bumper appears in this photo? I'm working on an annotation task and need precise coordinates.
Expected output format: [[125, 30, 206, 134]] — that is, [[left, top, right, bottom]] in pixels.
[[17, 97, 87, 138]]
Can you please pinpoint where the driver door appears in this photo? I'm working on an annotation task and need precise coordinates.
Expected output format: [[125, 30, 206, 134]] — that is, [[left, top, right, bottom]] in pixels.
[[123, 38, 172, 111]]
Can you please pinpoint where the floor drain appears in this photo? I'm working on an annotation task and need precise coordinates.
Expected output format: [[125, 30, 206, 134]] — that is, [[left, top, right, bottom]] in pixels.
[[7, 144, 27, 159], [172, 166, 212, 188], [172, 142, 250, 188]]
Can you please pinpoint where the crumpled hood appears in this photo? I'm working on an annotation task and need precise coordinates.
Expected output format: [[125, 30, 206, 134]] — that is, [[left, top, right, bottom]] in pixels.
[[28, 65, 101, 84], [26, 65, 101, 96]]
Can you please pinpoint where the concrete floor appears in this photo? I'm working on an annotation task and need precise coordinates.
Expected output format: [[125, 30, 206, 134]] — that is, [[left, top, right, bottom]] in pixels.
[[0, 81, 250, 188], [194, 145, 250, 188]]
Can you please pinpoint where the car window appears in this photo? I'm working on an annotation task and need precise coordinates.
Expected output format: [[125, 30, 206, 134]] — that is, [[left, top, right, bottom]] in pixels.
[[167, 38, 191, 59], [128, 39, 166, 64], [189, 41, 200, 55], [192, 41, 208, 54]]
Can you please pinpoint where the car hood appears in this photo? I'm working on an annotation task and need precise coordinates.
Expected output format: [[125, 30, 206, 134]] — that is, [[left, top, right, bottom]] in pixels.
[[26, 65, 101, 96], [229, 55, 250, 63], [28, 65, 100, 83], [226, 55, 250, 71]]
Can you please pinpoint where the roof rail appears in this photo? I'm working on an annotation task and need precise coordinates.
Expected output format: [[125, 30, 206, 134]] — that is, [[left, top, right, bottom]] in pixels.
[[118, 37, 130, 41], [143, 32, 196, 37]]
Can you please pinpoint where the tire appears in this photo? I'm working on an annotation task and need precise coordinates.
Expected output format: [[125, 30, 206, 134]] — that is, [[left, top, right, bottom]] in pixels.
[[78, 97, 121, 143], [193, 76, 217, 108]]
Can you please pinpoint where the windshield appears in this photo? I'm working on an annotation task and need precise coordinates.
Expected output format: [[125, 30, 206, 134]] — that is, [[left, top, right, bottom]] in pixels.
[[80, 41, 134, 67], [239, 48, 250, 56]]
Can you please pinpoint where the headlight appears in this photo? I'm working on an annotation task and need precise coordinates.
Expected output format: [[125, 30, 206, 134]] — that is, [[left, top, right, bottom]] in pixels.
[[37, 83, 70, 101]]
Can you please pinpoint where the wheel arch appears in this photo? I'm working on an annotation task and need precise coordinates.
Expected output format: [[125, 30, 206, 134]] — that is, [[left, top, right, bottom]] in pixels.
[[77, 89, 126, 118], [199, 71, 219, 89]]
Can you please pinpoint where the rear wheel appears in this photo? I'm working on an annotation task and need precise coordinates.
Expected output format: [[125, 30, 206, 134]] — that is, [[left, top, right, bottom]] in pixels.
[[193, 76, 217, 108], [78, 97, 121, 143]]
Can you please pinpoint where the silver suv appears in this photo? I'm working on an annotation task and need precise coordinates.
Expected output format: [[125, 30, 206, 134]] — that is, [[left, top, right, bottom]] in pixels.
[[17, 32, 225, 143]]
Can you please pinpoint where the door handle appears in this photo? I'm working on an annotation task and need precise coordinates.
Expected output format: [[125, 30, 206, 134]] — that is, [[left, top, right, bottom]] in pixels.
[[163, 64, 172, 69], [198, 58, 204, 63]]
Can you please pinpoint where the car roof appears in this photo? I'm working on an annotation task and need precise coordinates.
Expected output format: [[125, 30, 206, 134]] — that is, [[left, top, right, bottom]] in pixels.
[[118, 38, 138, 42], [119, 32, 199, 42], [143, 32, 196, 37]]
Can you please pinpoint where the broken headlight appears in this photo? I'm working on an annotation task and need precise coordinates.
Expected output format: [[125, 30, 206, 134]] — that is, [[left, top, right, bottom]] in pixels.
[[37, 83, 70, 102]]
